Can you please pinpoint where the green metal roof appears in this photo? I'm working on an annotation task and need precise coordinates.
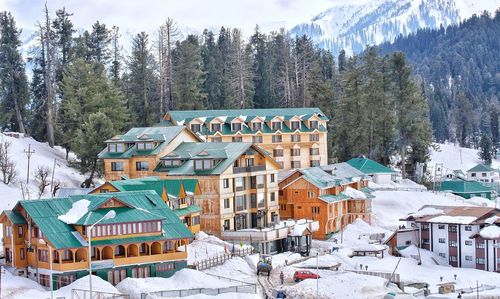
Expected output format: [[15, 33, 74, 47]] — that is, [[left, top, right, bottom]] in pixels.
[[3, 210, 27, 225], [467, 164, 496, 173], [173, 205, 202, 217], [107, 177, 199, 199], [318, 193, 350, 203], [156, 142, 272, 175], [438, 179, 493, 194], [346, 158, 396, 174], [18, 190, 193, 249], [166, 108, 329, 123], [98, 126, 193, 159]]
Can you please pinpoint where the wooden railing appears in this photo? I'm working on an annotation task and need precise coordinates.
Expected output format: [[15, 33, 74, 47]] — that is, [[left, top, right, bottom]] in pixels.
[[233, 165, 266, 174], [193, 247, 253, 271]]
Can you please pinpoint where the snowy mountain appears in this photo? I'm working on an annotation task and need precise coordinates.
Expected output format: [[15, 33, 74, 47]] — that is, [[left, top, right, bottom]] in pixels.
[[290, 0, 500, 56]]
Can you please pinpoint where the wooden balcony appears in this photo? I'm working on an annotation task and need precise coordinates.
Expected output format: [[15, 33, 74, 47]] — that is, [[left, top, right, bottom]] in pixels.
[[233, 165, 266, 174]]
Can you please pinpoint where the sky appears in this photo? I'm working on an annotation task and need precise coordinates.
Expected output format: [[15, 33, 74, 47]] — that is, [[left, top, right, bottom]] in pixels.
[[0, 0, 368, 36]]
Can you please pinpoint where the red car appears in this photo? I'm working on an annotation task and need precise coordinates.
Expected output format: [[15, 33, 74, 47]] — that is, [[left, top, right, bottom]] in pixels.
[[293, 270, 320, 282]]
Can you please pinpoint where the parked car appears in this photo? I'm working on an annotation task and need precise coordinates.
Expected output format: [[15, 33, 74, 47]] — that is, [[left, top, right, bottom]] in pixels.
[[293, 270, 320, 282]]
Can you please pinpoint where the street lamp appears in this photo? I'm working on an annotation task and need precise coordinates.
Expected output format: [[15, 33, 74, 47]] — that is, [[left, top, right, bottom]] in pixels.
[[38, 239, 53, 299], [87, 210, 115, 299]]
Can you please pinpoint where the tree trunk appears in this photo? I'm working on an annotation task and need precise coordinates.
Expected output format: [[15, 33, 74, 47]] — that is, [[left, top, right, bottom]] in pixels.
[[12, 87, 26, 134], [43, 5, 55, 148]]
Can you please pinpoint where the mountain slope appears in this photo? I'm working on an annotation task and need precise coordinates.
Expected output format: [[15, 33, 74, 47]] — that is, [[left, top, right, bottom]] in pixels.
[[290, 0, 500, 56]]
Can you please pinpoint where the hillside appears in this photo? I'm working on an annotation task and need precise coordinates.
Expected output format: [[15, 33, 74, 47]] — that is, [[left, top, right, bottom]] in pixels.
[[290, 0, 500, 56], [0, 133, 85, 211]]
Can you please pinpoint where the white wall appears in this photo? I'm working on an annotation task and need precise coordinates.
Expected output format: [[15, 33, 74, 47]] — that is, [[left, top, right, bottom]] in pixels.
[[397, 230, 419, 247], [460, 224, 479, 268], [432, 223, 449, 260], [373, 173, 392, 184]]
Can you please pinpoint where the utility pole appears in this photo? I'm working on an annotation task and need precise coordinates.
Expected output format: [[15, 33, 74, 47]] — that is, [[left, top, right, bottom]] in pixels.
[[24, 144, 35, 184]]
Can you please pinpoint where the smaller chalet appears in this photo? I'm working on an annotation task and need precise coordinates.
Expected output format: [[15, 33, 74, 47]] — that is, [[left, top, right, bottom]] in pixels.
[[346, 157, 397, 184]]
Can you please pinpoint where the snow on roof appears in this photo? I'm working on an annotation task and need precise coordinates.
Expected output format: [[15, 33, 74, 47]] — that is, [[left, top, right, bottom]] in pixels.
[[57, 199, 91, 224], [342, 186, 366, 199], [290, 224, 308, 236], [410, 207, 444, 218], [198, 117, 207, 122], [177, 120, 185, 125], [352, 244, 386, 251], [479, 225, 500, 239], [219, 116, 228, 122], [427, 215, 477, 224], [485, 215, 499, 224], [238, 115, 247, 121]]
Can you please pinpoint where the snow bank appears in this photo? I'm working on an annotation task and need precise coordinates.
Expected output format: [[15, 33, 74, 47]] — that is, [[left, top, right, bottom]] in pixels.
[[428, 215, 477, 224], [116, 269, 238, 299], [468, 196, 494, 207], [342, 186, 366, 199], [409, 207, 443, 218], [368, 181, 382, 189], [399, 245, 448, 266], [57, 199, 90, 224], [479, 225, 500, 239], [203, 256, 256, 283]]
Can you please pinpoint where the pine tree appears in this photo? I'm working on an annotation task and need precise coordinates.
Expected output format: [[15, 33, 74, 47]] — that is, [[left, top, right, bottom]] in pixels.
[[201, 29, 224, 109], [52, 7, 75, 84], [87, 21, 110, 66], [158, 18, 179, 112], [490, 105, 499, 154], [227, 28, 254, 108], [0, 11, 29, 134], [479, 133, 493, 165], [126, 32, 159, 126], [172, 35, 206, 110], [250, 26, 271, 108], [110, 26, 122, 86]]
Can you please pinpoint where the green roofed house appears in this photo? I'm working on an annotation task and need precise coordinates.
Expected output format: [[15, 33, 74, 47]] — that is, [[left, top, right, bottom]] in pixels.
[[466, 164, 499, 183], [438, 179, 494, 200], [162, 108, 329, 171], [346, 157, 397, 184], [0, 190, 193, 289], [92, 177, 203, 233]]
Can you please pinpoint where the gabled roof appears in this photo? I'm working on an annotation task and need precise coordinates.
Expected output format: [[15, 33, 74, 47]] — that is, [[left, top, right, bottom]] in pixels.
[[401, 205, 499, 225], [166, 108, 329, 123], [17, 190, 193, 249], [467, 164, 496, 173], [1, 210, 27, 225], [438, 179, 492, 194], [282, 163, 367, 190], [98, 126, 201, 159], [104, 177, 200, 199], [156, 142, 279, 175], [346, 158, 396, 174]]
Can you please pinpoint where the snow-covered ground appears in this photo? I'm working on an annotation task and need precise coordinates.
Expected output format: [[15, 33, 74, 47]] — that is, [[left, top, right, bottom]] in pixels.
[[0, 132, 85, 211], [429, 142, 500, 175]]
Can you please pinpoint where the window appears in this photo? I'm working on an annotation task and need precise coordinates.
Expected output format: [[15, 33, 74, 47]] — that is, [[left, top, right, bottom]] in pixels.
[[476, 242, 485, 249], [272, 134, 282, 143], [438, 253, 446, 258], [449, 240, 457, 247], [273, 149, 283, 157], [20, 248, 25, 260], [291, 134, 301, 142], [482, 172, 487, 177], [137, 142, 153, 150], [438, 238, 446, 244], [252, 136, 263, 143], [211, 123, 221, 132], [108, 143, 125, 153], [224, 198, 230, 209], [278, 162, 284, 169], [291, 121, 300, 130], [291, 161, 301, 169], [310, 160, 320, 167], [157, 263, 176, 272], [136, 161, 149, 171], [405, 240, 412, 245], [223, 178, 230, 188], [18, 226, 23, 238], [232, 123, 242, 132], [311, 207, 320, 214], [291, 149, 301, 156], [465, 255, 473, 261], [38, 249, 49, 262], [107, 270, 126, 286], [191, 124, 201, 133], [308, 191, 314, 198], [449, 256, 458, 262], [309, 134, 319, 142], [224, 219, 230, 230], [232, 136, 243, 142], [270, 192, 276, 202], [252, 122, 262, 131], [236, 195, 247, 211], [465, 226, 472, 231], [235, 177, 245, 190], [194, 159, 215, 170], [438, 224, 445, 229], [111, 162, 124, 171], [476, 257, 485, 264], [471, 173, 476, 177], [39, 274, 50, 287], [465, 240, 473, 246], [448, 225, 457, 232], [132, 266, 150, 278], [421, 224, 429, 230], [212, 137, 222, 142], [309, 121, 319, 129], [270, 174, 275, 183], [310, 148, 319, 155], [163, 159, 183, 167], [272, 122, 282, 131]]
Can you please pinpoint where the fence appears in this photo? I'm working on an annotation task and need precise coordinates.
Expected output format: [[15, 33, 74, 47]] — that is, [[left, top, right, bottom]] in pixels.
[[347, 269, 401, 283], [71, 288, 129, 299], [193, 247, 253, 270], [140, 274, 256, 299]]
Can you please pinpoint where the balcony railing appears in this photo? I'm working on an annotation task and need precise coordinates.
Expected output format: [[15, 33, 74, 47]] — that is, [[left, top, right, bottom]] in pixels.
[[233, 165, 266, 174]]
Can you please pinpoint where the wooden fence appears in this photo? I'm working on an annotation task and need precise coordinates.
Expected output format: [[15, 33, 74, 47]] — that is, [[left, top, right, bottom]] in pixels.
[[194, 247, 253, 270]]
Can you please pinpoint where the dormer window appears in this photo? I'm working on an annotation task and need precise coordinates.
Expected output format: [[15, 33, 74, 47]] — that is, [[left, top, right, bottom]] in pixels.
[[136, 142, 153, 151], [252, 122, 262, 131], [191, 124, 201, 133], [211, 123, 221, 132], [232, 123, 242, 132], [108, 143, 125, 153], [194, 159, 216, 170], [272, 122, 282, 131], [162, 159, 183, 167], [291, 121, 300, 130], [310, 121, 319, 129]]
